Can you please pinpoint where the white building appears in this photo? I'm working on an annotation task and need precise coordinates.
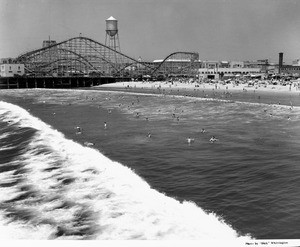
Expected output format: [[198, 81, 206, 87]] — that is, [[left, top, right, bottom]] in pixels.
[[198, 67, 262, 79], [292, 59, 300, 66], [229, 61, 244, 68], [0, 64, 25, 77]]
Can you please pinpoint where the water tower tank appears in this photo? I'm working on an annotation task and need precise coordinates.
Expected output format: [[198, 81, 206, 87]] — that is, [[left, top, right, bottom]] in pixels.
[[106, 16, 118, 37]]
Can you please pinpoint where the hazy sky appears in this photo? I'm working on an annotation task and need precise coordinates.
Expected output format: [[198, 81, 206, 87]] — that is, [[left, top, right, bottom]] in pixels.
[[0, 0, 300, 63]]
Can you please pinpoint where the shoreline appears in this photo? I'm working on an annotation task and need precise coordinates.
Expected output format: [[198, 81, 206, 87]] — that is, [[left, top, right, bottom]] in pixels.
[[95, 81, 300, 106], [98, 80, 300, 93]]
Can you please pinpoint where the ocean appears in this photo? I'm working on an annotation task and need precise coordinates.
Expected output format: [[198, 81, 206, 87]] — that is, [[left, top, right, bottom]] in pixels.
[[0, 86, 300, 240]]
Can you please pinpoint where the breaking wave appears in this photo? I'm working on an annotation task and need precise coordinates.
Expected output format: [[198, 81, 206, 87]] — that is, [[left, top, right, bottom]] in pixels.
[[0, 101, 251, 240]]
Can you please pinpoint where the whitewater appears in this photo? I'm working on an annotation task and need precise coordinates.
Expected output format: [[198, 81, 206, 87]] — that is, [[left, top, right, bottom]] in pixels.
[[0, 101, 250, 240]]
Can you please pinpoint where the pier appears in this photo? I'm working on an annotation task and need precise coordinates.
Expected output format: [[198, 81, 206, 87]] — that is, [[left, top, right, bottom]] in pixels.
[[0, 76, 130, 89]]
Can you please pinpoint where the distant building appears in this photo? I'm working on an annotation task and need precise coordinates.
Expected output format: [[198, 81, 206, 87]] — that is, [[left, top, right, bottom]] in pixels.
[[0, 57, 16, 64], [198, 67, 262, 80], [201, 61, 219, 69], [281, 65, 300, 75], [42, 40, 57, 48], [292, 59, 300, 66], [219, 61, 230, 68], [229, 61, 244, 68], [0, 64, 25, 77], [152, 56, 274, 79], [244, 59, 270, 72]]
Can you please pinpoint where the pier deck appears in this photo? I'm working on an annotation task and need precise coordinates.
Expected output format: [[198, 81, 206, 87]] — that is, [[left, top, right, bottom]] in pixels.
[[0, 76, 130, 89]]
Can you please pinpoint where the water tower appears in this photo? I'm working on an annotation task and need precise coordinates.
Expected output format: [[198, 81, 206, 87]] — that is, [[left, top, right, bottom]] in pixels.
[[105, 16, 120, 52]]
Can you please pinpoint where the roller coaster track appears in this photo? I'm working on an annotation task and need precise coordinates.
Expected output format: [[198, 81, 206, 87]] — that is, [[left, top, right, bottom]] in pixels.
[[16, 36, 199, 77], [151, 51, 199, 76]]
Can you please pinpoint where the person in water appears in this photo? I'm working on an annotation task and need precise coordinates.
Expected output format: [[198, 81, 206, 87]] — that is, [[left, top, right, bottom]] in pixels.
[[84, 141, 94, 147], [187, 137, 195, 144], [104, 122, 107, 129], [209, 136, 218, 143], [75, 126, 82, 135]]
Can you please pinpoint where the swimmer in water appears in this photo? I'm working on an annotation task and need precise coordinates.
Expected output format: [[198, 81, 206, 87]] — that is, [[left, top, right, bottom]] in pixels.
[[187, 137, 195, 144], [147, 132, 151, 138], [84, 141, 94, 147], [201, 128, 206, 133], [75, 126, 82, 135], [209, 136, 218, 143]]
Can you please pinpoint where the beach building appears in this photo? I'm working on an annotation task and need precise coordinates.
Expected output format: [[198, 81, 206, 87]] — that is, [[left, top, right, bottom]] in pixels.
[[198, 67, 262, 80], [292, 59, 300, 66], [280, 65, 300, 76], [201, 61, 219, 69], [229, 61, 244, 68], [220, 61, 230, 68], [0, 58, 25, 77], [0, 64, 25, 77], [197, 59, 276, 79], [0, 58, 15, 64]]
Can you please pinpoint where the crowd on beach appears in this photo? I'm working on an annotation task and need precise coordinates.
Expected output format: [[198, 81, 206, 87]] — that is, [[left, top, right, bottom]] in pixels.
[[100, 75, 300, 94]]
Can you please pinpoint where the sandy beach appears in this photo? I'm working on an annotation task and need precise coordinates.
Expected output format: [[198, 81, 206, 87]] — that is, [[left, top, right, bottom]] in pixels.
[[95, 80, 300, 107], [99, 80, 300, 94]]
